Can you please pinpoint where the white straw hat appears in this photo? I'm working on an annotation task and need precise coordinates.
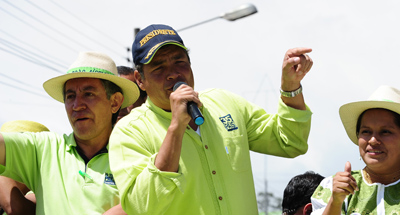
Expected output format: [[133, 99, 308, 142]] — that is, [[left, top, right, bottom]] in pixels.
[[1, 120, 49, 132], [339, 85, 400, 145], [43, 51, 139, 108]]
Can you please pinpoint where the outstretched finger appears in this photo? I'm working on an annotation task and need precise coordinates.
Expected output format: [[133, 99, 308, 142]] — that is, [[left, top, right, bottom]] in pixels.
[[286, 47, 312, 57]]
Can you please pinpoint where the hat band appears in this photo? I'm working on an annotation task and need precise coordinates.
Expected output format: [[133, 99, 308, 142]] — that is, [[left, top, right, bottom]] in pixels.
[[67, 67, 115, 76]]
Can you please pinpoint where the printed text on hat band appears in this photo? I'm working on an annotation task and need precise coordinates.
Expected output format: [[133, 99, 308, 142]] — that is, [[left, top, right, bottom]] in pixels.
[[67, 67, 115, 76]]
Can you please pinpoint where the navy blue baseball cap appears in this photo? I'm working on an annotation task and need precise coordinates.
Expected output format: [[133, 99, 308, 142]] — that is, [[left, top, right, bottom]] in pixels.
[[132, 24, 187, 65]]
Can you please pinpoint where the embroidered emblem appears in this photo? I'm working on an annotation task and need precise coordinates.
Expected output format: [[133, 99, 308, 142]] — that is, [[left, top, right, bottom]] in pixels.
[[104, 173, 116, 185], [219, 114, 238, 131]]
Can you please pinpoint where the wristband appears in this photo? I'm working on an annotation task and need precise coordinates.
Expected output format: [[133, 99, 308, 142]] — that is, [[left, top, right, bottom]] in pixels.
[[280, 85, 302, 97]]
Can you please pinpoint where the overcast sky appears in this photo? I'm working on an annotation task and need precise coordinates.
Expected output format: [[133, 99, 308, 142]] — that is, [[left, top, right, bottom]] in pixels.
[[2, 0, 400, 210]]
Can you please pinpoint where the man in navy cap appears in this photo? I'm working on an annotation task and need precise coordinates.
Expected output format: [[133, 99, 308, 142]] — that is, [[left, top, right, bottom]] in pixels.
[[109, 24, 314, 215]]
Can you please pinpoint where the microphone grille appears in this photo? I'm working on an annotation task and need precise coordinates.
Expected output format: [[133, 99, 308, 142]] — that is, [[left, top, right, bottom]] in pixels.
[[173, 82, 187, 91]]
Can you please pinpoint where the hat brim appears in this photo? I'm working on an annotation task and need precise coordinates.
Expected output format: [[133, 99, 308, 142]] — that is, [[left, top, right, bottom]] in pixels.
[[43, 72, 139, 109], [339, 100, 400, 145], [0, 120, 49, 132], [141, 41, 187, 65]]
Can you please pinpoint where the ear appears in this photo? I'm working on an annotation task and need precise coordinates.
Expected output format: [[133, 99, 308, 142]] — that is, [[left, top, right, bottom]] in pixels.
[[303, 203, 313, 215], [134, 70, 146, 91], [110, 92, 124, 114]]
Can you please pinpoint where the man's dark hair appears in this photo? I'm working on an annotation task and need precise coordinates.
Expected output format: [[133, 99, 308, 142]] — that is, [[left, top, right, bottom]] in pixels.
[[99, 79, 122, 126], [282, 171, 324, 215], [117, 65, 135, 76], [117, 66, 147, 100]]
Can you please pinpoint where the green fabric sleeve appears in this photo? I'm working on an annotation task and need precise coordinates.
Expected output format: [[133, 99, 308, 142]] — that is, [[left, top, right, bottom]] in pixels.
[[109, 119, 186, 214]]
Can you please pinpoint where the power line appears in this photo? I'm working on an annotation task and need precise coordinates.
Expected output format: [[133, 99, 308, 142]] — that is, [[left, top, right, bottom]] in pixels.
[[48, 0, 126, 48], [24, 0, 124, 57], [0, 73, 44, 93], [251, 73, 278, 103], [0, 46, 64, 73], [2, 0, 94, 50], [0, 6, 79, 53], [0, 29, 69, 67], [0, 79, 50, 100], [0, 38, 68, 70], [0, 40, 65, 73]]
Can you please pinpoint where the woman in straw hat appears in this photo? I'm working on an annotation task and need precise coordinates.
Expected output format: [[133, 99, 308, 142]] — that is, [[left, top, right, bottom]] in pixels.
[[0, 120, 49, 215], [311, 85, 400, 215]]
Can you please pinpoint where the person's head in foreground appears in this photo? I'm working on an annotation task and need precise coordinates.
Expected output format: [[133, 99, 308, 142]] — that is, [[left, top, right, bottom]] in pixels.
[[282, 171, 324, 215]]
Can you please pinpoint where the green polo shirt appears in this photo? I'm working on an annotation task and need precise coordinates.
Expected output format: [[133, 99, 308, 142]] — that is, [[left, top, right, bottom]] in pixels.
[[0, 132, 119, 214], [110, 88, 312, 215]]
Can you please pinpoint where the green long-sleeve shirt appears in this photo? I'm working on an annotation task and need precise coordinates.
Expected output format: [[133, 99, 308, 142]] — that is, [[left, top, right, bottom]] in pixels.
[[109, 88, 312, 214]]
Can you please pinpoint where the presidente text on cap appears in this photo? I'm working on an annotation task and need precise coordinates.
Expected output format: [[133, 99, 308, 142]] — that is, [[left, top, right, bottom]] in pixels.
[[339, 85, 400, 145], [43, 51, 139, 109], [132, 24, 187, 65]]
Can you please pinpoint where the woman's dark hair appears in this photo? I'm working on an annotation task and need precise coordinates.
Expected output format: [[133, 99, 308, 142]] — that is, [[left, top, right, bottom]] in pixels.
[[356, 108, 400, 137]]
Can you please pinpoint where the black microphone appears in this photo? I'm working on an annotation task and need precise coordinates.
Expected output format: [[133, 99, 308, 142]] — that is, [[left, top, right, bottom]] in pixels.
[[173, 82, 204, 125]]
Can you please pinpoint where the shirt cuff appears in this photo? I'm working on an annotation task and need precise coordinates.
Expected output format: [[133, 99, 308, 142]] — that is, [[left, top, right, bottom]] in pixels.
[[277, 98, 312, 122], [147, 153, 186, 193]]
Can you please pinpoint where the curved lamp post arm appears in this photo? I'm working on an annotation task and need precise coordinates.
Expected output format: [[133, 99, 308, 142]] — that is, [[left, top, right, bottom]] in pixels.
[[177, 16, 221, 32], [177, 3, 257, 32]]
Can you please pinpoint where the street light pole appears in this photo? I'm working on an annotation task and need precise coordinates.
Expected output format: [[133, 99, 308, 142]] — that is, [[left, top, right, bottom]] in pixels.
[[134, 27, 141, 38], [177, 3, 257, 32], [176, 16, 221, 32], [126, 28, 141, 68]]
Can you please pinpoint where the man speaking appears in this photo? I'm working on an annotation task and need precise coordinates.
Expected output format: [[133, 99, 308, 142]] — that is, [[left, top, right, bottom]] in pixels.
[[109, 24, 314, 215]]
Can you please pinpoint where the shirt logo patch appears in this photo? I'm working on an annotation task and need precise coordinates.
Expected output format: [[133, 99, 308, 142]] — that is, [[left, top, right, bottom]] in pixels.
[[219, 114, 238, 131], [104, 173, 116, 185]]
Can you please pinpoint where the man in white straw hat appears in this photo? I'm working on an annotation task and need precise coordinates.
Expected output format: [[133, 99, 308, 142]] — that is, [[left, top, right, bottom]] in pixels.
[[109, 24, 314, 215], [0, 120, 49, 215], [0, 51, 139, 214], [311, 85, 400, 215]]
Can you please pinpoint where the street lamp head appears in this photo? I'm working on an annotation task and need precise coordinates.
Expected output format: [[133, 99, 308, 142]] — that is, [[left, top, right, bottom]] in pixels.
[[221, 3, 258, 21], [175, 3, 257, 32]]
